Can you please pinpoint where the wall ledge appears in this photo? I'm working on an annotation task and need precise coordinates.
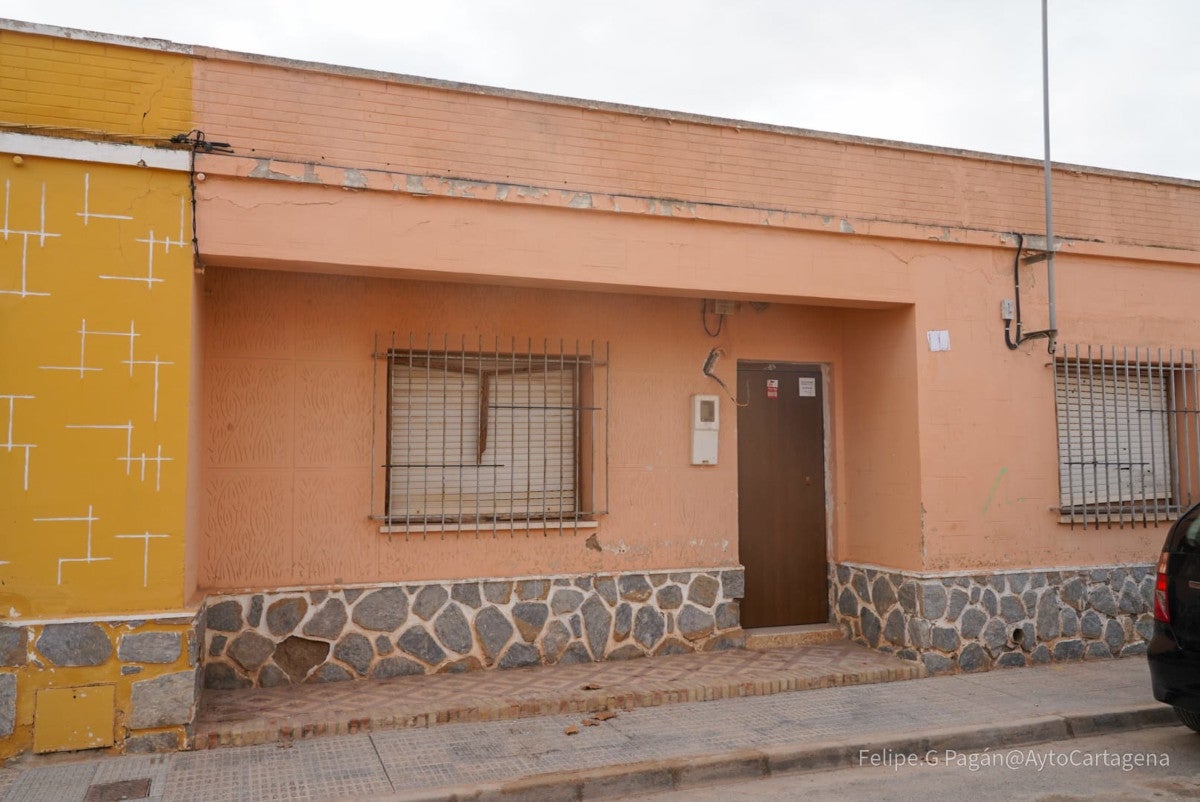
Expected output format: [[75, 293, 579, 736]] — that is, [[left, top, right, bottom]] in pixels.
[[197, 154, 1200, 269], [837, 559, 1154, 581], [0, 132, 191, 171]]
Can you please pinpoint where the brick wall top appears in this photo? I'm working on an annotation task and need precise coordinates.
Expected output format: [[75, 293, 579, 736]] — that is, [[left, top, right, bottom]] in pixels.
[[189, 53, 1200, 252], [0, 27, 192, 139]]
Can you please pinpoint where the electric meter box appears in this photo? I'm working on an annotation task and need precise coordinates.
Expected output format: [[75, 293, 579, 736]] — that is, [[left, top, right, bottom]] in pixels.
[[691, 394, 719, 465]]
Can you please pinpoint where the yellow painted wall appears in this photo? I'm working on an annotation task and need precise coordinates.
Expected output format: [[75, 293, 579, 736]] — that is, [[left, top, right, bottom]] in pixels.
[[0, 155, 193, 617], [0, 29, 191, 138]]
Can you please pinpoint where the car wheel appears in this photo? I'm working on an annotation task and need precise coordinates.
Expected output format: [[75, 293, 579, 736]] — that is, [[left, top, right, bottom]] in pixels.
[[1176, 707, 1200, 733]]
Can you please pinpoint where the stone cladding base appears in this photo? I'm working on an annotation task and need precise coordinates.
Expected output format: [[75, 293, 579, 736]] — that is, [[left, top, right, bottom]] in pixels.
[[203, 568, 746, 688], [830, 562, 1154, 673], [0, 612, 201, 759]]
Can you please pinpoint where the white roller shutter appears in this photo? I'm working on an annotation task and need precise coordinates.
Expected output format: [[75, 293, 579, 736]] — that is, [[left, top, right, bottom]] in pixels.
[[389, 363, 482, 520], [389, 360, 576, 521], [1056, 364, 1171, 510], [482, 368, 576, 518]]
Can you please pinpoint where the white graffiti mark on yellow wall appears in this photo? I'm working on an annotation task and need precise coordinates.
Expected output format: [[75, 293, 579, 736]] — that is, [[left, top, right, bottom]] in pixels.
[[127, 354, 174, 422], [113, 531, 171, 587], [36, 318, 176, 422], [98, 198, 187, 287], [64, 421, 174, 490], [0, 180, 61, 298], [33, 505, 112, 585], [76, 173, 133, 226], [1, 393, 36, 490], [39, 319, 135, 375]]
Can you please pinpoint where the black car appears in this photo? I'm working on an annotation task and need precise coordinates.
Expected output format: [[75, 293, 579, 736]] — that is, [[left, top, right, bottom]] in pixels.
[[1149, 502, 1200, 732]]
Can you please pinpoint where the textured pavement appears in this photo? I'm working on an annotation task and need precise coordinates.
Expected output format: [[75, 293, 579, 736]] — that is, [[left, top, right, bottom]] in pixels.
[[195, 639, 920, 748], [0, 652, 1166, 801]]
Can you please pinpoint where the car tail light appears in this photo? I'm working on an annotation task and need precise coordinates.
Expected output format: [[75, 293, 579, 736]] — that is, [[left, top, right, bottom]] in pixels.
[[1154, 551, 1170, 624]]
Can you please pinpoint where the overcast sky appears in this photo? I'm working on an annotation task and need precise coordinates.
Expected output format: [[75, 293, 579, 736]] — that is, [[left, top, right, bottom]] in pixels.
[[7, 1, 1198, 180]]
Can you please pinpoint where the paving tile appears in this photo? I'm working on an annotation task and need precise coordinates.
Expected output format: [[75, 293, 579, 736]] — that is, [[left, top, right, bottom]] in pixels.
[[159, 733, 391, 801], [0, 769, 19, 799], [1, 760, 96, 802]]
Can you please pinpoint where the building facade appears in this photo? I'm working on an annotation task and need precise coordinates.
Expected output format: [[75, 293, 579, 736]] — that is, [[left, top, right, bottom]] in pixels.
[[2, 20, 1199, 758]]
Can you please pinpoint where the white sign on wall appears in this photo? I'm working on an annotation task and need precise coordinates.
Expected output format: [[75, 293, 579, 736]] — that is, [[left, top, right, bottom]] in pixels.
[[927, 330, 951, 352]]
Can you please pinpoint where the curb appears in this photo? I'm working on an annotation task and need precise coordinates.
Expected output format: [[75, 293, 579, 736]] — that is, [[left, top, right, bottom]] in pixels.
[[375, 703, 1179, 802]]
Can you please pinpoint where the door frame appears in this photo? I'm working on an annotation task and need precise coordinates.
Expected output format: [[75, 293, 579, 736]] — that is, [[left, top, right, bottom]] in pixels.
[[735, 359, 836, 626]]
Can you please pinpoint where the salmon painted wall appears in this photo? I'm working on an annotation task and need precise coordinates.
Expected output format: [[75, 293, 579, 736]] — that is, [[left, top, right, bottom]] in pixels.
[[199, 268, 853, 591], [839, 306, 924, 571], [910, 243, 1200, 571], [0, 155, 194, 618], [195, 169, 1200, 580], [189, 52, 1200, 252]]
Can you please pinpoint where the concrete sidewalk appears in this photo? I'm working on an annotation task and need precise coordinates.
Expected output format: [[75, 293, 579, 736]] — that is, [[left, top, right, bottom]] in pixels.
[[0, 656, 1174, 801]]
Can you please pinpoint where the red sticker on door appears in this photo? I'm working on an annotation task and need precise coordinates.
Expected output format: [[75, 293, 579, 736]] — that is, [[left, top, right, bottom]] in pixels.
[[766, 379, 779, 399]]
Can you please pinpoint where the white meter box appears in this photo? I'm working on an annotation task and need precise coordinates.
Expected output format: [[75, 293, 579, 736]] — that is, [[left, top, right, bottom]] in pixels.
[[691, 394, 719, 465]]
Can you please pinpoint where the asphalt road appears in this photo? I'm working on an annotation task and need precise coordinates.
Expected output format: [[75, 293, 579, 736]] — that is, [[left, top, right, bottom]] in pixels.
[[629, 724, 1200, 801]]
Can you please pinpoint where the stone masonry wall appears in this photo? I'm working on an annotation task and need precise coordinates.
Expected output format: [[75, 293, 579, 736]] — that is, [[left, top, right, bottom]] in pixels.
[[203, 568, 745, 688], [0, 612, 201, 759], [830, 562, 1155, 674]]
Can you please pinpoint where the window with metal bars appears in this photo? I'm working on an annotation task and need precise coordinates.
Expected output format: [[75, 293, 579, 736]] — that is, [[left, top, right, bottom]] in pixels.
[[373, 336, 609, 531], [1055, 345, 1200, 528]]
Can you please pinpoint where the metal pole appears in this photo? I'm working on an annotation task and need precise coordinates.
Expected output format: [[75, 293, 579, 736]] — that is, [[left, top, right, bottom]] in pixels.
[[1042, 0, 1058, 351]]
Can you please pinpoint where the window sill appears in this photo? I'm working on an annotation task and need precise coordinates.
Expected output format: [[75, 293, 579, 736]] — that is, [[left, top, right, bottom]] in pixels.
[[378, 520, 600, 534], [1055, 510, 1179, 525]]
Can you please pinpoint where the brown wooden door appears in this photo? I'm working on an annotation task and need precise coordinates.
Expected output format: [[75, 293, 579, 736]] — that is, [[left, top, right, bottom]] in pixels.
[[737, 362, 828, 627]]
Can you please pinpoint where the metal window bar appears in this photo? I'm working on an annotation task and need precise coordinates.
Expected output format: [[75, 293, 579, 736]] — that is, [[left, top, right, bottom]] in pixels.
[[427, 336, 436, 535], [1055, 345, 1199, 528], [1147, 348, 1156, 523], [1183, 349, 1197, 513], [1086, 346, 1097, 529], [1070, 345, 1080, 525], [1098, 346, 1112, 527], [1193, 348, 1200, 506], [1121, 346, 1138, 528], [1104, 340, 1113, 528], [1128, 346, 1148, 528], [372, 334, 609, 534], [1169, 349, 1180, 517], [492, 336, 501, 539]]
